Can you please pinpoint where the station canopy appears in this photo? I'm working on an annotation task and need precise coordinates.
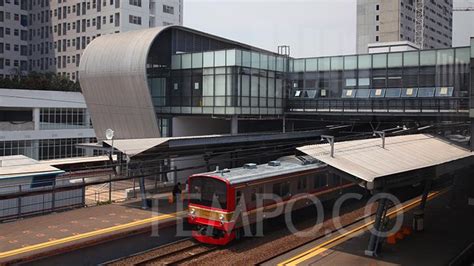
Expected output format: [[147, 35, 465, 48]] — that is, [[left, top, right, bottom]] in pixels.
[[298, 134, 473, 190]]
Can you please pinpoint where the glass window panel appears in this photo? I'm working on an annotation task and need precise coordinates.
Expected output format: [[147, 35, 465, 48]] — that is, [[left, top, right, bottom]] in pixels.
[[387, 53, 402, 67], [331, 56, 343, 70], [370, 88, 386, 97], [307, 90, 317, 98], [242, 51, 251, 67], [403, 51, 419, 66], [235, 50, 242, 66], [171, 54, 181, 69], [436, 49, 454, 65], [385, 88, 401, 97], [471, 38, 474, 56], [435, 87, 453, 97], [358, 78, 370, 86], [268, 55, 276, 71], [251, 52, 260, 68], [226, 50, 236, 66], [277, 57, 285, 72], [420, 50, 436, 66], [417, 87, 435, 97], [401, 87, 418, 97], [356, 89, 370, 98], [344, 55, 357, 70], [214, 50, 226, 67], [260, 54, 268, 70], [318, 57, 330, 71], [306, 58, 318, 71], [203, 51, 214, 67], [455, 48, 470, 64], [345, 78, 357, 87], [192, 52, 202, 68], [358, 55, 371, 69], [293, 59, 305, 72], [342, 89, 355, 98], [372, 54, 386, 68], [182, 54, 191, 69]]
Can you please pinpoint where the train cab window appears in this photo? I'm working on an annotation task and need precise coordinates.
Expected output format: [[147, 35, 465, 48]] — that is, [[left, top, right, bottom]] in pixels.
[[327, 175, 340, 187], [297, 177, 307, 191], [189, 176, 227, 209], [251, 187, 263, 202]]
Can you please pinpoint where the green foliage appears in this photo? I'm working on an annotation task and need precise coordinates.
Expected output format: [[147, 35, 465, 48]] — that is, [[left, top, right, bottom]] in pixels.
[[0, 72, 81, 92]]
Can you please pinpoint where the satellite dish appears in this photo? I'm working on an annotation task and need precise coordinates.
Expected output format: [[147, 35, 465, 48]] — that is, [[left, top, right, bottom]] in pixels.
[[105, 129, 114, 140]]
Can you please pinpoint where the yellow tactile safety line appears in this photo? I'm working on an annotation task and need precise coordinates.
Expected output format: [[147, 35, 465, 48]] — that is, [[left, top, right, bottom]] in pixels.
[[0, 211, 186, 259], [278, 190, 446, 266]]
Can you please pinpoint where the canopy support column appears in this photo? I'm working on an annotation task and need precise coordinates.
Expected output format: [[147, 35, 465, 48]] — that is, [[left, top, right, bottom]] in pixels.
[[365, 195, 388, 257], [139, 176, 148, 209]]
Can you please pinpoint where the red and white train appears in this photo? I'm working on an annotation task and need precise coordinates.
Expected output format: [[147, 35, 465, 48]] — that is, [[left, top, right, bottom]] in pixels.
[[187, 156, 355, 245]]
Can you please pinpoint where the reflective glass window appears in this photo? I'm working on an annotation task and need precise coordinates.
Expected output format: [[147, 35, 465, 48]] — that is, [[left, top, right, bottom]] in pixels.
[[403, 51, 419, 66], [358, 55, 371, 69], [342, 89, 355, 98], [370, 88, 385, 97], [319, 57, 330, 71], [385, 88, 402, 97], [251, 52, 260, 68], [345, 78, 357, 87], [294, 59, 305, 72], [401, 88, 418, 97], [307, 90, 317, 98], [306, 58, 318, 71], [355, 89, 370, 98], [268, 55, 276, 71], [192, 52, 202, 68], [418, 87, 435, 97], [203, 51, 214, 67], [182, 54, 191, 69], [214, 50, 226, 67], [420, 50, 436, 66], [435, 87, 453, 97], [226, 50, 236, 66], [260, 54, 268, 70], [358, 78, 370, 86], [455, 48, 470, 64], [388, 53, 402, 67], [344, 56, 357, 70], [242, 51, 251, 67], [331, 56, 343, 70], [372, 54, 386, 68], [436, 49, 454, 65], [171, 54, 181, 69]]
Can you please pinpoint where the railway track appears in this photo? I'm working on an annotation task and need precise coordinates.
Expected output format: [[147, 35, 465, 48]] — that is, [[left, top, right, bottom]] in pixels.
[[107, 238, 218, 266]]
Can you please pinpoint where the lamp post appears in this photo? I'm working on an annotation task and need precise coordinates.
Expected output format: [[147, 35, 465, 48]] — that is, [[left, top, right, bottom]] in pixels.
[[105, 129, 114, 202]]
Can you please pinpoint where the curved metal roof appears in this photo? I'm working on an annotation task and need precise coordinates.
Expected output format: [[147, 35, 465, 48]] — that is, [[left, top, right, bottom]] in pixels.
[[79, 25, 277, 140]]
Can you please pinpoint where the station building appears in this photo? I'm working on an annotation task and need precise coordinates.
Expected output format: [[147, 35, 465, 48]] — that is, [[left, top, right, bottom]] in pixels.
[[0, 88, 96, 160], [78, 26, 474, 146]]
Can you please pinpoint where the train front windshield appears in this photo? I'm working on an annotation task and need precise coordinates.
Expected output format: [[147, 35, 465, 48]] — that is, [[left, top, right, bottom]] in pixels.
[[189, 176, 228, 209]]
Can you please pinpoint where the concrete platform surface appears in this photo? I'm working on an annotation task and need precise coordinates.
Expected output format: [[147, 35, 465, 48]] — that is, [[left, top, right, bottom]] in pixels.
[[273, 189, 474, 266], [0, 193, 186, 264]]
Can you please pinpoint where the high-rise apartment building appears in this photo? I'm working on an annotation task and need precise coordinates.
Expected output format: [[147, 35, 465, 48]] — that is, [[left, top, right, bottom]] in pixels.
[[357, 0, 453, 53], [0, 0, 183, 80]]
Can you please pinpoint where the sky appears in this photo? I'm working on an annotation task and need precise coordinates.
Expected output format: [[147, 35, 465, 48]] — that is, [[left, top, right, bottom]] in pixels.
[[184, 0, 474, 58]]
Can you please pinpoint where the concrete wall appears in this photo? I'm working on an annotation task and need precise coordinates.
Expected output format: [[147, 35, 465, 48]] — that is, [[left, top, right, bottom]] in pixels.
[[380, 1, 401, 43], [357, 0, 381, 53]]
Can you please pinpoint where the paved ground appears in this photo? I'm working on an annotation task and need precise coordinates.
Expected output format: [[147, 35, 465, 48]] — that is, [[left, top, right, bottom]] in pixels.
[[267, 188, 474, 266], [0, 193, 186, 264]]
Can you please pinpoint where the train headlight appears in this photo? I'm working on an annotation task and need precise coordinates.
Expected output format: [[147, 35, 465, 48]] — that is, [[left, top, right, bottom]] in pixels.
[[219, 213, 225, 224], [189, 208, 196, 217]]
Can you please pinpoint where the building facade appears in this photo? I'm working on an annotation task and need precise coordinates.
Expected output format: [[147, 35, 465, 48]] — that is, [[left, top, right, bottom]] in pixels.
[[78, 26, 473, 141], [0, 88, 96, 160], [0, 0, 183, 80], [357, 0, 453, 53]]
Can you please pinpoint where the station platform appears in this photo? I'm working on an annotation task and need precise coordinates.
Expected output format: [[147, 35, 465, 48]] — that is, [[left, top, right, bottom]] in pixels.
[[0, 193, 186, 265], [270, 188, 474, 266]]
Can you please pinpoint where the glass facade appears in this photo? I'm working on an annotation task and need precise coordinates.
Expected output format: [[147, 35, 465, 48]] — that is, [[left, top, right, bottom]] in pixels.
[[0, 138, 95, 160], [288, 47, 471, 113], [142, 28, 472, 117], [40, 108, 91, 130]]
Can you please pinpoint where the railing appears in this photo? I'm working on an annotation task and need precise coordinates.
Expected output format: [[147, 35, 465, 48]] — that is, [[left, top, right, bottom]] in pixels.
[[287, 97, 470, 115]]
